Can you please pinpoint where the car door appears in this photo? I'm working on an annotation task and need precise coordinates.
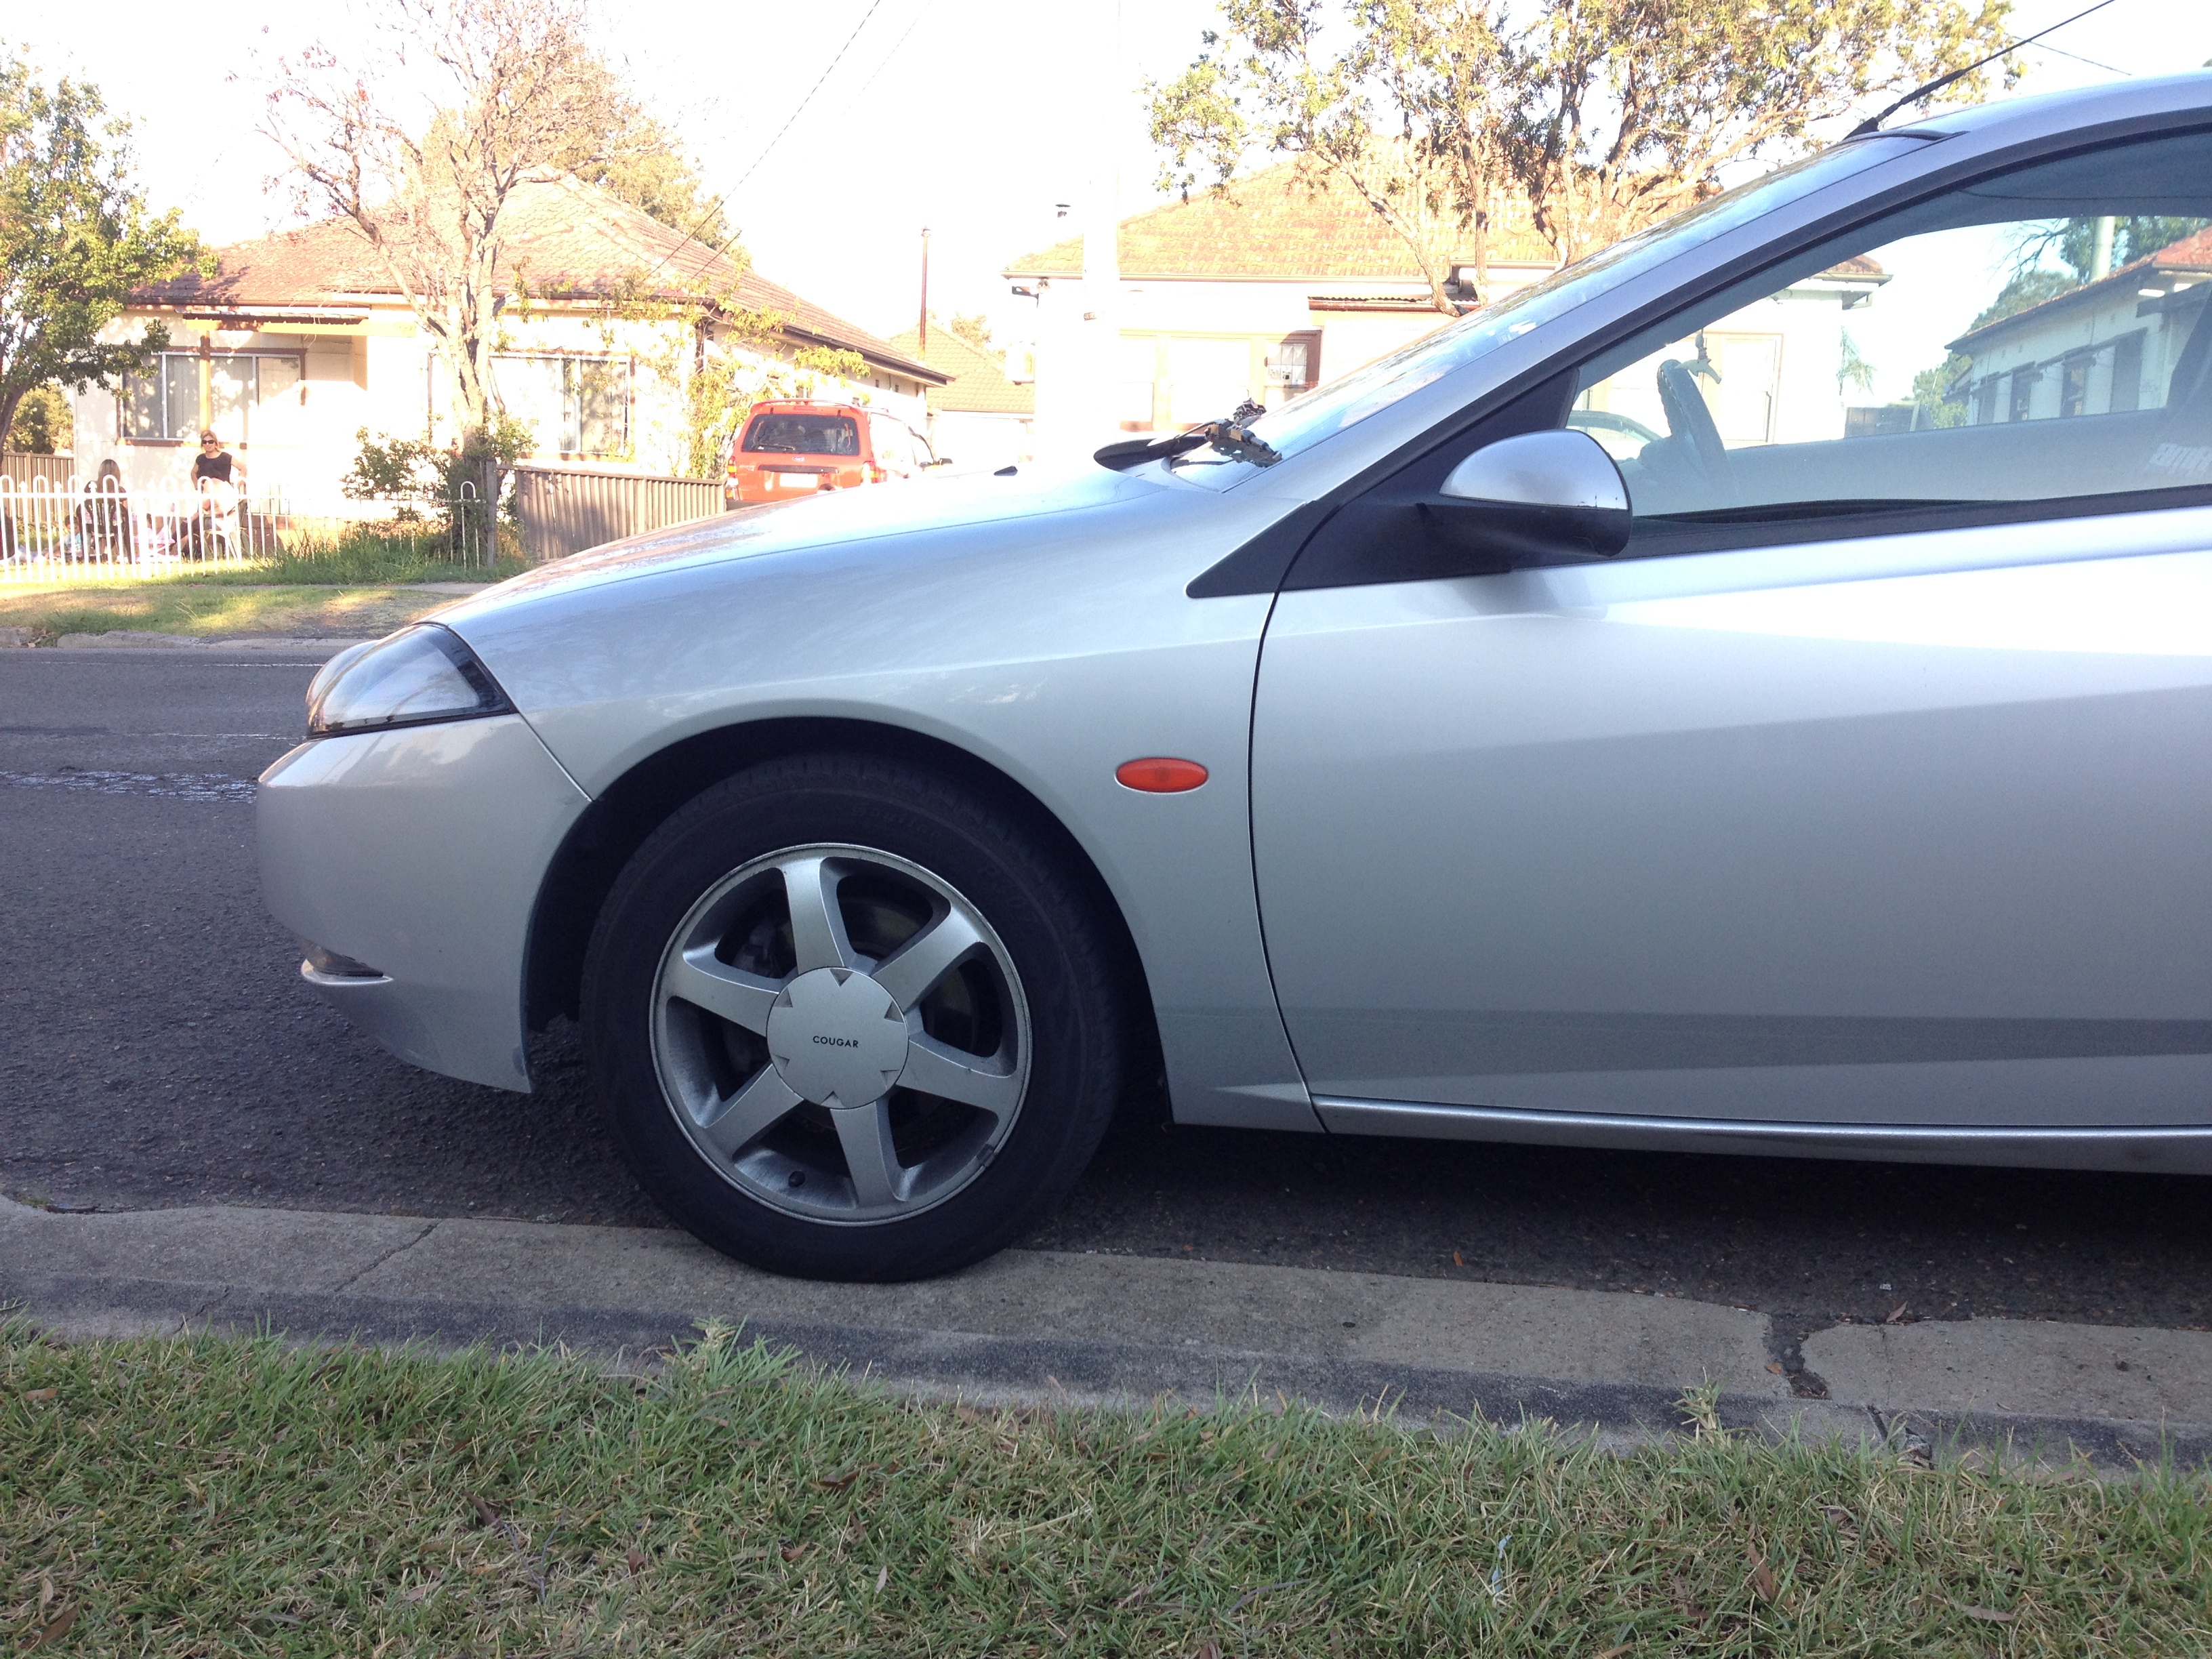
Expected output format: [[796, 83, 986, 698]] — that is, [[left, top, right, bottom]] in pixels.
[[1250, 127, 2212, 1136]]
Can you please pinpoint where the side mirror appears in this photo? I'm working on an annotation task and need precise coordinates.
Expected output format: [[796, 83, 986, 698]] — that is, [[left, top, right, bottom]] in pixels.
[[1432, 428, 1632, 561]]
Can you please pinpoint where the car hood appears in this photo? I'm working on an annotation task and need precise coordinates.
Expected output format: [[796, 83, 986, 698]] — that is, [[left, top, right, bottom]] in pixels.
[[439, 461, 1168, 624]]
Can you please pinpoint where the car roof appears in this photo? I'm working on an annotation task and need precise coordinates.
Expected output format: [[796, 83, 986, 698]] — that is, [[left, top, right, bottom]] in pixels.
[[1891, 70, 2212, 142]]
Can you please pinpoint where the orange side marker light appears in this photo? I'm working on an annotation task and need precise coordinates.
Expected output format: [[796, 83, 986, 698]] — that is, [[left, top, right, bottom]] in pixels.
[[1115, 757, 1209, 793]]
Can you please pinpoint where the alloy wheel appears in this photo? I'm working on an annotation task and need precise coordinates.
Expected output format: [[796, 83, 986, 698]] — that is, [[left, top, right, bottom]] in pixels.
[[649, 842, 1031, 1223]]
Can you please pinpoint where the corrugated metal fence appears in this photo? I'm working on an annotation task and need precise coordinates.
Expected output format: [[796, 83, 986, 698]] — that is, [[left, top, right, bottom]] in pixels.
[[512, 466, 724, 562]]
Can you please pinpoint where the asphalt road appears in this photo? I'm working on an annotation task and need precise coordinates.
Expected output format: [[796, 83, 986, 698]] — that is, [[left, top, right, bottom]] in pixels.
[[4, 649, 2209, 1350]]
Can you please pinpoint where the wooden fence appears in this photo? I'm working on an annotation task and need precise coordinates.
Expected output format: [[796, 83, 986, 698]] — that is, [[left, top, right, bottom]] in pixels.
[[512, 466, 724, 562], [3, 453, 74, 490]]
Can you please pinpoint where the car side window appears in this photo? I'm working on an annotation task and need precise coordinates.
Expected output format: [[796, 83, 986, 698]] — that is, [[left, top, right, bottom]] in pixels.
[[1569, 129, 2212, 540]]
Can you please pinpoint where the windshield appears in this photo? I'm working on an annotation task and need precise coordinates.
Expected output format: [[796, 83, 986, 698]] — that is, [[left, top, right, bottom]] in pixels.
[[1206, 136, 1933, 468], [743, 413, 860, 456]]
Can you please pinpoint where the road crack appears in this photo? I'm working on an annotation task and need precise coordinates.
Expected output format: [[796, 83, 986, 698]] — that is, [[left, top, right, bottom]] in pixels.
[[328, 1219, 441, 1296]]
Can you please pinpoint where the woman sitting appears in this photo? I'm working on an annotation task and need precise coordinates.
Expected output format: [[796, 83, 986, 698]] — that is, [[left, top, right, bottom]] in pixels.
[[73, 459, 135, 563]]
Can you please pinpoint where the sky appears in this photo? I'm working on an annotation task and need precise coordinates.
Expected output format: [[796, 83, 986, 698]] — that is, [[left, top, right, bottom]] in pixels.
[[12, 0, 2212, 346]]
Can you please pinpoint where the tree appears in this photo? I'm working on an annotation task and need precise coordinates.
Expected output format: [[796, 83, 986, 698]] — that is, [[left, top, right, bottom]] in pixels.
[[1151, 1, 1514, 314], [949, 312, 995, 351], [556, 57, 727, 246], [0, 49, 200, 453], [1151, 0, 2016, 308], [6, 383, 69, 452], [1496, 0, 2013, 264], [261, 0, 617, 449]]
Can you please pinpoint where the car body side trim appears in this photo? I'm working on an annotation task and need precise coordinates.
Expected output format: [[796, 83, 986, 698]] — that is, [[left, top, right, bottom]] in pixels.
[[1313, 1097, 2212, 1174]]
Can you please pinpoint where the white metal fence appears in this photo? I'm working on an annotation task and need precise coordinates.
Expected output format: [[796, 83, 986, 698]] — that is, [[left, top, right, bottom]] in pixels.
[[0, 478, 494, 579]]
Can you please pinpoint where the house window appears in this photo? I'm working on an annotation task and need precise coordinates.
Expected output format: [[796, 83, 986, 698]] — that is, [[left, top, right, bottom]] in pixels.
[[2060, 352, 2092, 418], [2007, 367, 2039, 424], [121, 352, 302, 444], [1264, 334, 1319, 406], [493, 354, 632, 457], [1973, 376, 2000, 426]]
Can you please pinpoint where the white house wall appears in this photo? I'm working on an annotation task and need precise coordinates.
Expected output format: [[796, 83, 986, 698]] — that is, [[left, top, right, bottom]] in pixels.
[[69, 306, 930, 501]]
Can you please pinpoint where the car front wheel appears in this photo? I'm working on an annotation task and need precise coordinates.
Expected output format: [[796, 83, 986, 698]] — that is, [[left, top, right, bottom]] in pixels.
[[582, 754, 1125, 1280]]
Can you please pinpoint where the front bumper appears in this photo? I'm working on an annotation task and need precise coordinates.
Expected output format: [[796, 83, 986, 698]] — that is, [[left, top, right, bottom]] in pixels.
[[259, 714, 591, 1091]]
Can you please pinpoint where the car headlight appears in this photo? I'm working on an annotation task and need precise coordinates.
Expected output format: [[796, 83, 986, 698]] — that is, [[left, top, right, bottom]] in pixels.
[[306, 623, 514, 737]]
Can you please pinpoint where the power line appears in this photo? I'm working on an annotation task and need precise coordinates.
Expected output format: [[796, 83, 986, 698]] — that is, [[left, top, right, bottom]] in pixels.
[[637, 0, 887, 285], [729, 0, 887, 192], [2030, 39, 2131, 76], [855, 0, 939, 101]]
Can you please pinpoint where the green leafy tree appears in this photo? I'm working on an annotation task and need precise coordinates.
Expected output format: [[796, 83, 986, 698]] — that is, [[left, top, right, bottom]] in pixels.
[[1152, 0, 2015, 310], [0, 49, 201, 452], [1496, 0, 2013, 263], [5, 382, 70, 452], [1151, 0, 1514, 314], [556, 58, 727, 246]]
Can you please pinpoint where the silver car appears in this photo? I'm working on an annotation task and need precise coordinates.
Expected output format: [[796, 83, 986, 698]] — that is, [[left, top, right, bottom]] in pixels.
[[262, 75, 2212, 1280]]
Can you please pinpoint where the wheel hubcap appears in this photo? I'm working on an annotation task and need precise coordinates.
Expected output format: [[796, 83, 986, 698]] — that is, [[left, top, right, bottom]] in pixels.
[[649, 843, 1030, 1224], [764, 967, 909, 1109]]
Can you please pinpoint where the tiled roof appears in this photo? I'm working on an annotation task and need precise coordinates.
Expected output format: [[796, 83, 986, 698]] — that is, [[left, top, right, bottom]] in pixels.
[[134, 172, 943, 383], [1004, 161, 1557, 282], [1951, 227, 2212, 352], [884, 325, 1036, 415]]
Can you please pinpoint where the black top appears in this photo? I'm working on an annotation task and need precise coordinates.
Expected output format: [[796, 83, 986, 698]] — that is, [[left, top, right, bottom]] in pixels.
[[191, 451, 236, 483]]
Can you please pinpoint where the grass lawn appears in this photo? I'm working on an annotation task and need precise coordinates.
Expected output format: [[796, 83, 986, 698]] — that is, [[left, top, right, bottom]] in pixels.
[[4, 1323, 2207, 1656], [0, 581, 476, 644]]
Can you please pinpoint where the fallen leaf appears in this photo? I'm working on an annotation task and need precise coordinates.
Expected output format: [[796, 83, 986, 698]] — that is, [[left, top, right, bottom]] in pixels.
[[1766, 1362, 1785, 1374], [1886, 1303, 1910, 1324], [1820, 1505, 1855, 1528], [1747, 1544, 1778, 1603], [30, 1606, 77, 1649], [874, 1565, 888, 1593], [468, 1494, 500, 1528], [780, 1543, 806, 1563], [1192, 1643, 1221, 1659], [1590, 1646, 1634, 1659], [626, 1548, 647, 1577], [814, 1467, 865, 1490], [401, 1581, 436, 1603], [1947, 1597, 2017, 1623], [1452, 1250, 1465, 1267], [23, 1388, 57, 1404]]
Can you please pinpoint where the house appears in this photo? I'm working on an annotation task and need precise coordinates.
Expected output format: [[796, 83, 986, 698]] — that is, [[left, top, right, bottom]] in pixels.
[[1940, 227, 2212, 427], [883, 323, 1036, 472], [69, 171, 946, 503], [1000, 161, 1560, 439]]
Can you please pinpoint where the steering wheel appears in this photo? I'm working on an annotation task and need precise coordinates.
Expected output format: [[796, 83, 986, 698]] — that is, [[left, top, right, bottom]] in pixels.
[[1656, 358, 1733, 497]]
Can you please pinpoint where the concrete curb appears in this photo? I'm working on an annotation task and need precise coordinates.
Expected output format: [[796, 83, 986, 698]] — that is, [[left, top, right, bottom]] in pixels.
[[5, 1198, 2208, 1464], [46, 633, 372, 656]]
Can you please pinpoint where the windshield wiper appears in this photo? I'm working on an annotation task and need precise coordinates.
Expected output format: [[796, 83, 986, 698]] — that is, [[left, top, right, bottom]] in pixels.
[[1095, 401, 1281, 471]]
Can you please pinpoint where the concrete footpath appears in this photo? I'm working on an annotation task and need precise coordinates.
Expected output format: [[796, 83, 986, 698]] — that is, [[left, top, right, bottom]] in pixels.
[[5, 1197, 2208, 1466]]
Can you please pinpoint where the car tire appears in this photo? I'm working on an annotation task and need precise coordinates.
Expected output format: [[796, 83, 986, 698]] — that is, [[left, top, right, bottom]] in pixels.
[[582, 752, 1125, 1280]]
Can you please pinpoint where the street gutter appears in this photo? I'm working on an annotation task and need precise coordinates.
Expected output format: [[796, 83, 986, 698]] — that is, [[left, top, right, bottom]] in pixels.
[[5, 1196, 2207, 1468]]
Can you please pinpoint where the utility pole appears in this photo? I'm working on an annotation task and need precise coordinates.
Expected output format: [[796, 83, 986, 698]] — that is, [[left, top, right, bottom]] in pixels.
[[919, 227, 931, 354]]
